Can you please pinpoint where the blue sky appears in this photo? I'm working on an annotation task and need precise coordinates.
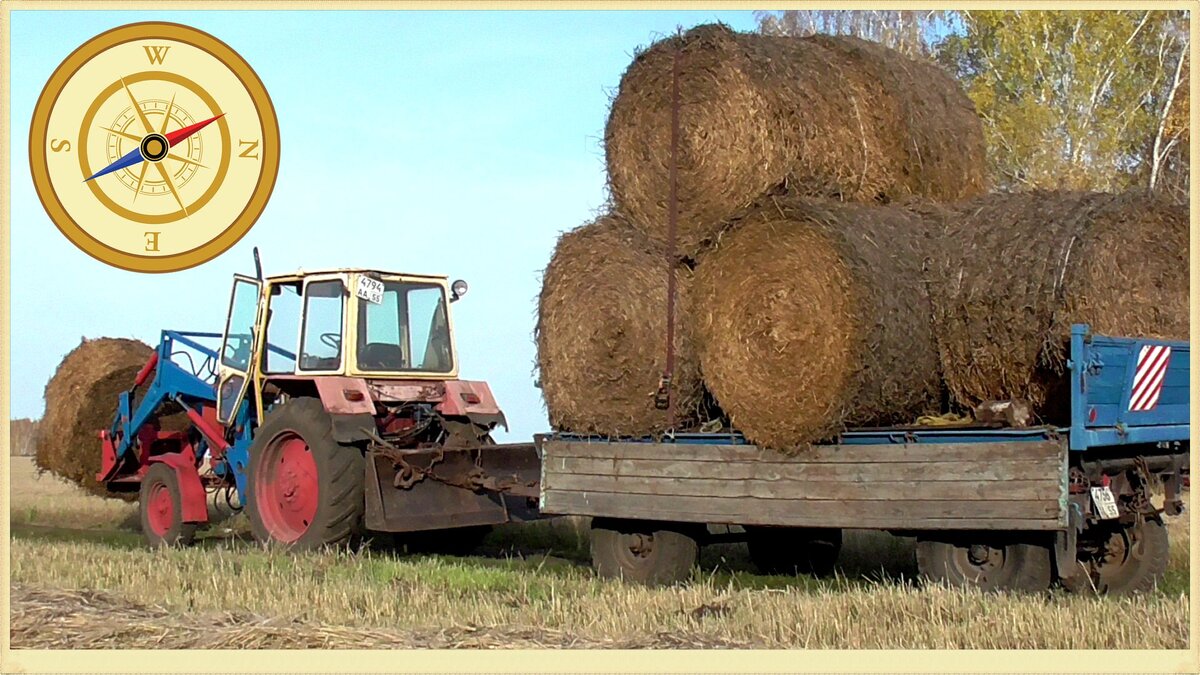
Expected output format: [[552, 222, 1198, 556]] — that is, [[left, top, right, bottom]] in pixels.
[[7, 9, 760, 442]]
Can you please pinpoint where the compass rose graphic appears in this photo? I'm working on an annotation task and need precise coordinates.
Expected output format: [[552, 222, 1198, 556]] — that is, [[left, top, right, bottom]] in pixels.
[[30, 22, 280, 272]]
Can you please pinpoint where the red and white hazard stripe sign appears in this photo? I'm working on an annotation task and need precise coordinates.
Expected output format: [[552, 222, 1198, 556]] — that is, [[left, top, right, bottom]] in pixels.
[[1129, 344, 1172, 412]]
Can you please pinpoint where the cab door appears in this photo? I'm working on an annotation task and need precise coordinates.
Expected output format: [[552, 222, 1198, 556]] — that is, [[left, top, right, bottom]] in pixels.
[[217, 275, 264, 425]]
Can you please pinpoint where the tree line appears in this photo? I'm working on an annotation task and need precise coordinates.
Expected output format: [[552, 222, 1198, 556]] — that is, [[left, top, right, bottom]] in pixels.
[[756, 10, 1190, 202]]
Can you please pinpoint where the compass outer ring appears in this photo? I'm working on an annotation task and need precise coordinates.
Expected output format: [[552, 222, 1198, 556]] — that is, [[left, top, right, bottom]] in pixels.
[[28, 21, 280, 273]]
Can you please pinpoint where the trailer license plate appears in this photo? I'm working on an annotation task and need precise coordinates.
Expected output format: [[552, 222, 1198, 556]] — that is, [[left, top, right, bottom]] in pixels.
[[1090, 487, 1120, 520]]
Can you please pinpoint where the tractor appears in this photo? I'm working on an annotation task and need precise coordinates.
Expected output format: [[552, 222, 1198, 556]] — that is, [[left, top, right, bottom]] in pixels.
[[98, 258, 541, 549]]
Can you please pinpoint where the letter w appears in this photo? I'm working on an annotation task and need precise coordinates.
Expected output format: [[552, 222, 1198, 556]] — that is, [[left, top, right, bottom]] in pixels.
[[144, 45, 170, 64]]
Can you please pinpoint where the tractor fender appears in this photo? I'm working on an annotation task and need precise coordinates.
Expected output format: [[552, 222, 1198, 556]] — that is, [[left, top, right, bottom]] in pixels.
[[147, 453, 208, 524]]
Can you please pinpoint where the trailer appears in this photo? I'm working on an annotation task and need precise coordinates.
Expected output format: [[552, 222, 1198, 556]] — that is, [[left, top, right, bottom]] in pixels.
[[537, 325, 1189, 593]]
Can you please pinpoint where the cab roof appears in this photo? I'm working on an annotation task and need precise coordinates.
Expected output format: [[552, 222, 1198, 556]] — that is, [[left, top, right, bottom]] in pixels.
[[264, 268, 449, 283]]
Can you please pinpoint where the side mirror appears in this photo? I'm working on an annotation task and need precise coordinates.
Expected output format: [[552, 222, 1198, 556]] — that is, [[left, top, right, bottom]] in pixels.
[[450, 279, 468, 302]]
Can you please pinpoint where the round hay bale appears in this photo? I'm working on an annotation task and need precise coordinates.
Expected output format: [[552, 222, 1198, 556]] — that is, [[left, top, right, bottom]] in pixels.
[[35, 338, 154, 499], [536, 213, 703, 435], [695, 197, 942, 449], [930, 191, 1189, 418], [604, 24, 986, 255]]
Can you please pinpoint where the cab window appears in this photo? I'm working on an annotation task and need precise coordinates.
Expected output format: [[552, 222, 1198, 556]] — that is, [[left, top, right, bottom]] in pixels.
[[299, 280, 345, 371], [357, 281, 453, 373], [264, 281, 302, 374]]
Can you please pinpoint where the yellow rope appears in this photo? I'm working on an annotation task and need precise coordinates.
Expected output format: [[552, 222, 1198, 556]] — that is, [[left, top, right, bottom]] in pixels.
[[914, 412, 973, 427]]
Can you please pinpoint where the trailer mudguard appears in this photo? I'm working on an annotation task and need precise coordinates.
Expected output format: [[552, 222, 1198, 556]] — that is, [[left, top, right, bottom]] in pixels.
[[148, 452, 209, 524]]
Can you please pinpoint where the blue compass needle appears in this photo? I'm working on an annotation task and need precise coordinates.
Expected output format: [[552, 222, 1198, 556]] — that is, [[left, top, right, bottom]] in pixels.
[[84, 145, 144, 182]]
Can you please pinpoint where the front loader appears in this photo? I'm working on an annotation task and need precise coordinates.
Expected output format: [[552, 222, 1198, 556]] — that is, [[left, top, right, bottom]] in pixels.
[[98, 263, 541, 549]]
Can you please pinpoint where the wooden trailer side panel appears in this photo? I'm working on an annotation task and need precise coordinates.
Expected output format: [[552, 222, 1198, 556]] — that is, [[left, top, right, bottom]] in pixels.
[[539, 440, 1068, 531]]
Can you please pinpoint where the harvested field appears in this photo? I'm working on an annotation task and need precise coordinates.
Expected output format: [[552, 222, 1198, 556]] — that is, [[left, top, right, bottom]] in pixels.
[[536, 213, 704, 435], [7, 459, 1191, 649], [695, 197, 942, 448], [35, 338, 155, 499], [605, 24, 986, 255], [926, 191, 1189, 417]]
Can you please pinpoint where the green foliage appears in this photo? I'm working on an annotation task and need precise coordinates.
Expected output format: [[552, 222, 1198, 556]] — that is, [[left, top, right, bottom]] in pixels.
[[756, 10, 1190, 199], [937, 10, 1189, 195]]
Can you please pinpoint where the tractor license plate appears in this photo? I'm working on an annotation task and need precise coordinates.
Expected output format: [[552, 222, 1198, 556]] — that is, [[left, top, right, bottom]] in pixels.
[[356, 276, 384, 304], [1090, 486, 1120, 520]]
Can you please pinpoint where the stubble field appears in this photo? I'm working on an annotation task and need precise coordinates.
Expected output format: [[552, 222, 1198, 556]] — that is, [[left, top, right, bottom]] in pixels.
[[7, 457, 1191, 649]]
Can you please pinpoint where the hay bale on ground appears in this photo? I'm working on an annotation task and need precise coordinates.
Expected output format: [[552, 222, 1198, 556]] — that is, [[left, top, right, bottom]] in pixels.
[[929, 191, 1189, 418], [536, 213, 703, 435], [604, 24, 986, 255], [36, 338, 153, 499], [695, 197, 942, 449]]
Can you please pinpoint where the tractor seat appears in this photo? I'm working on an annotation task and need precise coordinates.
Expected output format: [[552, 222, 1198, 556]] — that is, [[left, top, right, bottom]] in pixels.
[[359, 342, 405, 370]]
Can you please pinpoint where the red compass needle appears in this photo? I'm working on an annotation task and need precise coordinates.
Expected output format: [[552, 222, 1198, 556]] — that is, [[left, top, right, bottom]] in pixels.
[[165, 112, 225, 147]]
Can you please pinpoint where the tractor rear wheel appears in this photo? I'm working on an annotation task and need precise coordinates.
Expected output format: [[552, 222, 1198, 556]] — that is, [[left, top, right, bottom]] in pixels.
[[917, 534, 1052, 593], [746, 526, 842, 576], [591, 520, 698, 586], [139, 463, 197, 547], [247, 398, 364, 550]]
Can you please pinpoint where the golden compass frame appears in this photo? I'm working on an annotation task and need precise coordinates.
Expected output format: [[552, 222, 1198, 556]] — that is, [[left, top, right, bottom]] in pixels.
[[28, 21, 280, 273]]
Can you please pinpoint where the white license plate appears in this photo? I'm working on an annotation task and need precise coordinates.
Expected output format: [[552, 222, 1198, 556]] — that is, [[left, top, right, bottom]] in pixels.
[[356, 276, 384, 304], [1090, 486, 1120, 520]]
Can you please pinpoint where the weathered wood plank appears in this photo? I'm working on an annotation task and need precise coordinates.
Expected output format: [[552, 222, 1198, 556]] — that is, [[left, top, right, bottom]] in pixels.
[[544, 440, 1063, 464], [541, 491, 1064, 530], [544, 456, 1061, 482], [542, 473, 1062, 501]]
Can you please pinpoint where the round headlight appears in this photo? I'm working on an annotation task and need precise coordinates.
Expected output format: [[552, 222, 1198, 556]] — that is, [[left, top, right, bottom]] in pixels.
[[451, 279, 469, 299]]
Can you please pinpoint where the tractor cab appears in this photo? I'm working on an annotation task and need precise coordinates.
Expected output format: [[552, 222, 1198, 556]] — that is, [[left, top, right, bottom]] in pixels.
[[216, 269, 468, 426]]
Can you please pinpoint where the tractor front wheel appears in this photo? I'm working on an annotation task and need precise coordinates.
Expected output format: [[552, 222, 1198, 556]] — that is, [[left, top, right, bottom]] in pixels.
[[139, 463, 197, 547], [247, 398, 364, 550]]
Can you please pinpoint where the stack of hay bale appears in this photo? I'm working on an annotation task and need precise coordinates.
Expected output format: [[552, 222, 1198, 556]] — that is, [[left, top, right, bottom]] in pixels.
[[537, 23, 1188, 449]]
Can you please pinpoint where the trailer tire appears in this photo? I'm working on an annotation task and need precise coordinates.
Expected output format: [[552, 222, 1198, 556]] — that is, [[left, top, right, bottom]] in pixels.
[[139, 463, 197, 547], [746, 526, 841, 576], [1092, 517, 1169, 595], [917, 535, 1052, 593], [591, 520, 697, 586], [247, 398, 364, 550]]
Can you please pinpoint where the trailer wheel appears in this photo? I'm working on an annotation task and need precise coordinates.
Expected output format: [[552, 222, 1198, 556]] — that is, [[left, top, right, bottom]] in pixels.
[[746, 526, 842, 576], [247, 398, 364, 550], [139, 463, 197, 547], [917, 535, 1051, 593], [591, 520, 697, 586], [1088, 518, 1169, 595]]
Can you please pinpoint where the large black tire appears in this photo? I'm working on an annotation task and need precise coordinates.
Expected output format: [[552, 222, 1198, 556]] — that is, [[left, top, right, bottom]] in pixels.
[[917, 534, 1052, 593], [247, 397, 364, 550], [591, 520, 698, 586], [1092, 518, 1170, 595], [746, 526, 842, 576], [139, 463, 197, 547]]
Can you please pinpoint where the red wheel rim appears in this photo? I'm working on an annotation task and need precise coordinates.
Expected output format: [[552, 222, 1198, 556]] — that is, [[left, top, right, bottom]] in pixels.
[[146, 482, 174, 537], [254, 432, 319, 543]]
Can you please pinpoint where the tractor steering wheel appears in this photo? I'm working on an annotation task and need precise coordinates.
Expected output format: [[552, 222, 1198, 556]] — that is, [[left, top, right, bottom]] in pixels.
[[320, 332, 342, 351]]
